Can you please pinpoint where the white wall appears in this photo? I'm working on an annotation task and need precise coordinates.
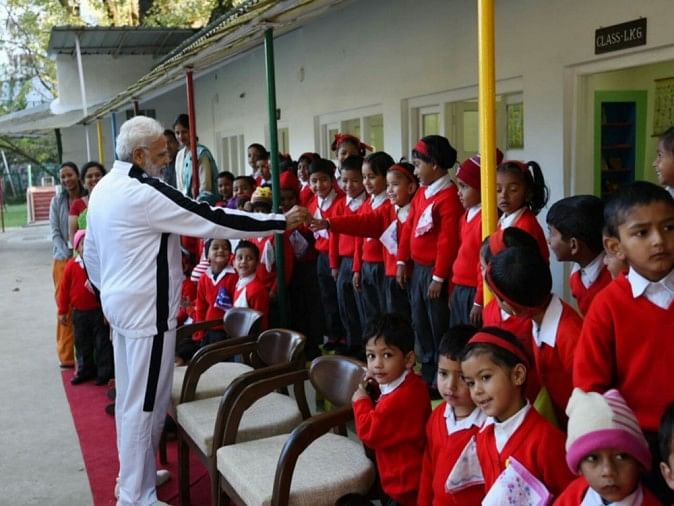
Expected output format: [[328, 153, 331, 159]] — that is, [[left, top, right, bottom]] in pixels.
[[60, 0, 674, 294]]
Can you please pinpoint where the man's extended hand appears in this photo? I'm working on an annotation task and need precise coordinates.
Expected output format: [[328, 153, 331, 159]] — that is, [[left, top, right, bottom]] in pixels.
[[284, 206, 310, 230]]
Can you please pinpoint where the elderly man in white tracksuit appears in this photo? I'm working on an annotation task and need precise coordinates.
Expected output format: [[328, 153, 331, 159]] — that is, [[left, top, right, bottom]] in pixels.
[[84, 116, 307, 506]]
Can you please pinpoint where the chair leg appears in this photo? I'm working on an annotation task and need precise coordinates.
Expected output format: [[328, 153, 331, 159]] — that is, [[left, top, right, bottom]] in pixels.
[[158, 429, 167, 464], [210, 460, 219, 506], [178, 435, 191, 506]]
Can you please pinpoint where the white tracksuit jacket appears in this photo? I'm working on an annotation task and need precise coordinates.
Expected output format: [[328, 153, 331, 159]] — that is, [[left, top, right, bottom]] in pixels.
[[84, 160, 286, 338]]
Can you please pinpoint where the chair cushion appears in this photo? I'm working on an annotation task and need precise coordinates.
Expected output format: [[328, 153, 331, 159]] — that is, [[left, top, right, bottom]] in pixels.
[[177, 393, 303, 457], [171, 362, 253, 406], [216, 433, 375, 506]]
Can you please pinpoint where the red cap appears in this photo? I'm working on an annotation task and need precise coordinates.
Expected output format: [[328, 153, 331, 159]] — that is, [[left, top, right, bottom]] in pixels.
[[456, 148, 504, 190], [279, 171, 300, 194], [331, 133, 373, 153]]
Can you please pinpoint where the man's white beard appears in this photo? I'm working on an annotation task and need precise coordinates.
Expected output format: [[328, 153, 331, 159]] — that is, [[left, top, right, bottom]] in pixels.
[[143, 161, 164, 177]]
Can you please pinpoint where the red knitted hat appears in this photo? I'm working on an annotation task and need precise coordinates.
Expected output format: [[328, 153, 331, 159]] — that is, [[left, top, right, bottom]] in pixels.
[[456, 148, 504, 190], [279, 171, 300, 194]]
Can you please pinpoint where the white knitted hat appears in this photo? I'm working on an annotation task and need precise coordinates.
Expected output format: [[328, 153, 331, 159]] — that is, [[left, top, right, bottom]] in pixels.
[[565, 388, 651, 473]]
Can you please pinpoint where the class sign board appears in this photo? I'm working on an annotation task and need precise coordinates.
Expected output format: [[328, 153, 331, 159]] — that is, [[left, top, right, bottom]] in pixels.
[[595, 18, 647, 54]]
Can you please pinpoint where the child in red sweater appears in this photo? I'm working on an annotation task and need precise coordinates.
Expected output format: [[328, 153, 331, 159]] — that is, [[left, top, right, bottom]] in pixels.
[[307, 158, 346, 348], [297, 153, 318, 207], [396, 135, 463, 389], [232, 241, 270, 329], [418, 325, 486, 506], [555, 388, 660, 506], [574, 181, 674, 504], [658, 402, 674, 492], [331, 133, 373, 190], [329, 155, 367, 353], [352, 313, 431, 506], [486, 245, 582, 427], [496, 160, 550, 261], [461, 327, 574, 502], [450, 149, 503, 327], [58, 230, 113, 385], [546, 195, 611, 316]]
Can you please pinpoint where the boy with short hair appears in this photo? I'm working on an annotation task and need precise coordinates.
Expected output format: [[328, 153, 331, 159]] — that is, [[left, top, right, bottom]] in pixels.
[[556, 388, 660, 505], [574, 181, 674, 503], [216, 171, 234, 205], [307, 158, 345, 348], [546, 195, 611, 315], [329, 155, 368, 354], [232, 241, 270, 329], [227, 175, 256, 209], [352, 313, 431, 506], [418, 325, 486, 506]]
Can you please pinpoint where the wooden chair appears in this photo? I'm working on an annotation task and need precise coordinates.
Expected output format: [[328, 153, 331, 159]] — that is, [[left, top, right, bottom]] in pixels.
[[160, 308, 264, 463], [177, 328, 308, 506], [214, 355, 376, 506]]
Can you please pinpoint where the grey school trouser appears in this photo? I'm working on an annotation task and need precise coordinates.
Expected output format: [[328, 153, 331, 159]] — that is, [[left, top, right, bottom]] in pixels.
[[337, 256, 364, 348], [408, 263, 449, 385], [113, 328, 175, 506]]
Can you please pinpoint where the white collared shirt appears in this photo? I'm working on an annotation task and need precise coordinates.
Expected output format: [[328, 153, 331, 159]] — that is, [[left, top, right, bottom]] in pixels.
[[498, 207, 526, 229], [235, 273, 255, 290], [347, 191, 367, 212], [379, 369, 409, 396], [581, 484, 642, 506], [424, 174, 452, 199], [396, 203, 411, 223], [318, 189, 338, 211], [444, 405, 486, 435], [370, 191, 388, 210], [207, 265, 235, 283], [571, 253, 606, 289], [531, 295, 563, 348], [488, 403, 530, 453], [627, 267, 674, 310], [467, 204, 481, 222], [500, 308, 512, 321]]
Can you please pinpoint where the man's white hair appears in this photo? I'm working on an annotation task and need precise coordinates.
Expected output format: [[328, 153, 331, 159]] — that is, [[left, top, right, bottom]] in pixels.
[[115, 116, 165, 162]]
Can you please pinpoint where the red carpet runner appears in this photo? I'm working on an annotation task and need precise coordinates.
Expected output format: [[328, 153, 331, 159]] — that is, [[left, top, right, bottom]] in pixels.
[[61, 369, 210, 505]]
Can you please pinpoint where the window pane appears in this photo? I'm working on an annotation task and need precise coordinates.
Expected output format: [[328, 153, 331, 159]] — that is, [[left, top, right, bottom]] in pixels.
[[365, 114, 384, 151], [422, 113, 439, 136], [463, 110, 479, 153], [342, 118, 360, 137]]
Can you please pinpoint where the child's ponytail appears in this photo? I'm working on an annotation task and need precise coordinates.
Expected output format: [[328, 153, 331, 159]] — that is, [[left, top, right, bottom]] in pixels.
[[527, 161, 549, 215]]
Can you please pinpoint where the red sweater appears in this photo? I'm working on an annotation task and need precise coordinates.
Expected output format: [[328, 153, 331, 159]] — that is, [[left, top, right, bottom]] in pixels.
[[397, 179, 463, 281], [531, 298, 582, 425], [568, 263, 612, 316], [307, 191, 343, 255], [177, 278, 197, 326], [299, 183, 313, 207], [502, 208, 549, 262], [252, 233, 294, 294], [353, 196, 390, 272], [574, 274, 674, 432], [195, 267, 238, 330], [353, 372, 431, 506], [233, 276, 270, 330], [452, 208, 482, 289], [328, 195, 365, 269], [57, 257, 100, 313], [477, 408, 573, 499], [553, 477, 662, 506], [418, 402, 484, 506], [482, 300, 540, 402]]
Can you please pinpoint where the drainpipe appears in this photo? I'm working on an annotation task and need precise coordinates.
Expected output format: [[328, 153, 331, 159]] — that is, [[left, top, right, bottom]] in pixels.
[[185, 67, 199, 199], [478, 0, 496, 305], [96, 119, 105, 165], [264, 28, 287, 326], [110, 112, 118, 160], [74, 33, 91, 160]]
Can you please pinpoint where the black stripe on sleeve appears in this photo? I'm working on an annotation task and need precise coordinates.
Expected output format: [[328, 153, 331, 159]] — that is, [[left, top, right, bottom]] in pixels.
[[129, 165, 287, 233]]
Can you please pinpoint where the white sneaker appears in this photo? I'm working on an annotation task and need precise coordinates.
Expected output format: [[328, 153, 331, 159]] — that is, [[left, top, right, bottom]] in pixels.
[[114, 470, 172, 499]]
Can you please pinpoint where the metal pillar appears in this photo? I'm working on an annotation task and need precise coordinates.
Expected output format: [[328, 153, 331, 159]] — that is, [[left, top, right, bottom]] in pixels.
[[478, 0, 497, 304], [96, 119, 105, 165], [110, 113, 118, 160], [185, 68, 200, 199], [264, 28, 287, 326], [74, 34, 91, 160]]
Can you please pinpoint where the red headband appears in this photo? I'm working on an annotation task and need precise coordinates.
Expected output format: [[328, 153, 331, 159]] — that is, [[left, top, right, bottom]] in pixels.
[[388, 163, 416, 183], [331, 133, 373, 153], [468, 330, 530, 367], [488, 229, 506, 256], [413, 139, 430, 158]]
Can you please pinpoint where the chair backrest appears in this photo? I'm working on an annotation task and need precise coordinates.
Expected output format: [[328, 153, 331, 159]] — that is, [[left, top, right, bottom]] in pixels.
[[255, 329, 306, 367], [309, 355, 367, 408], [223, 307, 263, 339]]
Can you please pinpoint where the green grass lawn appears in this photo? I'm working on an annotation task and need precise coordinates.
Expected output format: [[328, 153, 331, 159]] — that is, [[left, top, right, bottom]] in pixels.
[[1, 203, 27, 229]]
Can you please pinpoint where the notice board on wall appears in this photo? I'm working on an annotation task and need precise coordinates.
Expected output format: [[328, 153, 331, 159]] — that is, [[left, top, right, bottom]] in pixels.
[[653, 77, 674, 136]]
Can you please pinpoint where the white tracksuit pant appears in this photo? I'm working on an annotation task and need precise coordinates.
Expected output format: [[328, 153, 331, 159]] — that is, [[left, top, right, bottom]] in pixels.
[[113, 329, 175, 506]]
